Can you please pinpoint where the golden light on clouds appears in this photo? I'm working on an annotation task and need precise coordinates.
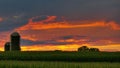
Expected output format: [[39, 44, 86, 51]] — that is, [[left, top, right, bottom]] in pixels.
[[20, 44, 120, 52], [0, 16, 120, 52], [21, 44, 82, 51], [16, 16, 120, 31], [0, 0, 120, 52]]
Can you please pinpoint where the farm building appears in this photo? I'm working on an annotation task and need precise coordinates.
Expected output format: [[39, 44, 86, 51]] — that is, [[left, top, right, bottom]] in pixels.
[[4, 32, 21, 51]]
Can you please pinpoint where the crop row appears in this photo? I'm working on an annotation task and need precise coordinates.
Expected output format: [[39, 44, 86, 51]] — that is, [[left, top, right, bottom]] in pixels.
[[0, 51, 119, 62]]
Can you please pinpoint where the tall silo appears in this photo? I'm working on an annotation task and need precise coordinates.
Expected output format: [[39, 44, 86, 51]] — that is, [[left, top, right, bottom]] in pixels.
[[10, 32, 21, 51], [4, 42, 10, 51]]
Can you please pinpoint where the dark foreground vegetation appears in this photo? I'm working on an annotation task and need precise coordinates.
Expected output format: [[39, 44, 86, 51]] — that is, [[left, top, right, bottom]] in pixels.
[[0, 61, 119, 68], [0, 51, 119, 62]]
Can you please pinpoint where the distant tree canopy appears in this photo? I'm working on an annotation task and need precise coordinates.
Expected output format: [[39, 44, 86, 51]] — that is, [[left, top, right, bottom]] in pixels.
[[78, 46, 100, 52], [78, 46, 89, 52], [89, 48, 99, 52], [54, 50, 62, 52]]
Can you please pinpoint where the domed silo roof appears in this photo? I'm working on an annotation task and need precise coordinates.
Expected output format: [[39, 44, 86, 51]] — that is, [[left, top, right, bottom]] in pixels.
[[5, 42, 10, 45], [11, 32, 20, 36]]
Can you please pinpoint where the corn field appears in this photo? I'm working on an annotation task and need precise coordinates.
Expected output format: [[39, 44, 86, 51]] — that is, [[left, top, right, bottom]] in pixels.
[[0, 61, 119, 68], [0, 51, 119, 62]]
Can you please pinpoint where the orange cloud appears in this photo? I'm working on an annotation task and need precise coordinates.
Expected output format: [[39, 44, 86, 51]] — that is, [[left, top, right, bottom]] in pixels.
[[29, 16, 57, 24], [106, 21, 120, 30], [0, 17, 3, 22], [0, 31, 12, 51], [16, 16, 120, 31], [0, 16, 118, 52]]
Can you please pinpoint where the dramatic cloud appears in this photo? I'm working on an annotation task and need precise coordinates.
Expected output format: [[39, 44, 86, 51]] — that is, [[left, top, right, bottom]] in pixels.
[[0, 0, 120, 51], [16, 16, 120, 31], [0, 31, 11, 50], [21, 35, 88, 46]]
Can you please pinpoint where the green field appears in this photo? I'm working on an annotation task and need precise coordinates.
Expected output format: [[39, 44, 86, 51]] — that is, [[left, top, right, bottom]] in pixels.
[[0, 61, 119, 68], [0, 51, 120, 62], [0, 51, 119, 68]]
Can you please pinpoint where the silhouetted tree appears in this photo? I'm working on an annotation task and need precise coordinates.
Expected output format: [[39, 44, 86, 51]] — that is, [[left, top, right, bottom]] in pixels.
[[78, 46, 100, 52], [78, 46, 89, 52], [89, 48, 100, 52], [54, 50, 62, 52]]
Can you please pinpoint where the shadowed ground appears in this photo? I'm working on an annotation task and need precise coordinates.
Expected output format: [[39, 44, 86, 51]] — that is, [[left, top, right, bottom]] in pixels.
[[0, 51, 119, 62], [0, 61, 119, 68]]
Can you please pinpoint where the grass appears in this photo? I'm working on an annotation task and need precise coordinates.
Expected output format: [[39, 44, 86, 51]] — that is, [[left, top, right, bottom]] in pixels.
[[0, 61, 119, 68], [0, 51, 119, 62]]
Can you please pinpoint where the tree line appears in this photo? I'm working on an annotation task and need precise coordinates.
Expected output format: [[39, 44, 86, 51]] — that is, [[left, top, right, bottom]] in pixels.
[[78, 46, 100, 52]]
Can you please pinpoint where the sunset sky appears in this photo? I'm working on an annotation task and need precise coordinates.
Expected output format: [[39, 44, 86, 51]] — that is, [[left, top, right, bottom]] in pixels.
[[0, 0, 120, 51]]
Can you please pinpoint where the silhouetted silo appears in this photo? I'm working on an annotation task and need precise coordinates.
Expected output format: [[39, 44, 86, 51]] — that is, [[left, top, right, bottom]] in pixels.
[[4, 42, 10, 51], [10, 32, 21, 51]]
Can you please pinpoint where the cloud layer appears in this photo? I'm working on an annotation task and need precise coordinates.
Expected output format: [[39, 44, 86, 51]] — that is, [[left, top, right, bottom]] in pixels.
[[0, 0, 120, 51]]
